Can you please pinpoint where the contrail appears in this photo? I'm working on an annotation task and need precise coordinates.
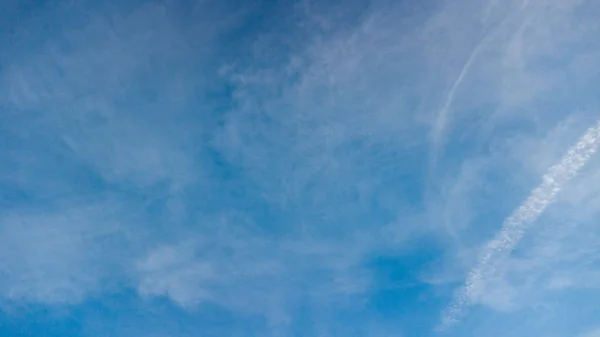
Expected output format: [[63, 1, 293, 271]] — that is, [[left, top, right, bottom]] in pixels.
[[429, 0, 532, 172], [430, 39, 482, 163], [438, 119, 600, 330], [432, 44, 480, 140], [429, 27, 495, 175]]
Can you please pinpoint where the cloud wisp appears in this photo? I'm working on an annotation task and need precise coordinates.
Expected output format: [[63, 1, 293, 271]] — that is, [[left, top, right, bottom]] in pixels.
[[439, 119, 600, 329], [1, 0, 599, 335]]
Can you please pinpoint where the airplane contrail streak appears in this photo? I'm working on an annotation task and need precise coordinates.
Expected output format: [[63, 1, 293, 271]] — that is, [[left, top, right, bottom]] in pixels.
[[429, 41, 481, 168], [438, 119, 600, 330]]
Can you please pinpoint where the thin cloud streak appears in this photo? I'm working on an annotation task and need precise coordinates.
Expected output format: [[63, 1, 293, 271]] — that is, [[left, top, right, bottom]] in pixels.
[[430, 36, 483, 166], [429, 0, 530, 170], [439, 118, 600, 330]]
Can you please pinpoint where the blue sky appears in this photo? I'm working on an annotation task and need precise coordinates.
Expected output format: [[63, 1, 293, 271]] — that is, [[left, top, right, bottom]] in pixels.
[[1, 0, 600, 336]]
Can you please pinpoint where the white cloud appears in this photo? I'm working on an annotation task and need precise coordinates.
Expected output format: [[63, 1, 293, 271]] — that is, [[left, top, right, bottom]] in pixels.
[[136, 243, 217, 308], [1, 0, 599, 335], [0, 203, 134, 304], [0, 1, 210, 305], [0, 6, 197, 187], [133, 220, 374, 323], [439, 119, 600, 328], [581, 327, 600, 337]]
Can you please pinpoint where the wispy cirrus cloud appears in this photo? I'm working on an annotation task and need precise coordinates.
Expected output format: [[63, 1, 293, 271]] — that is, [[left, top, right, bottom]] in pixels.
[[439, 119, 600, 329], [1, 0, 600, 336], [0, 2, 402, 332]]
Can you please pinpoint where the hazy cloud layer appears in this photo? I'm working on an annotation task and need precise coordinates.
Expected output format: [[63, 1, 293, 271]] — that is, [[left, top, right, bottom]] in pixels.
[[1, 0, 599, 336]]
